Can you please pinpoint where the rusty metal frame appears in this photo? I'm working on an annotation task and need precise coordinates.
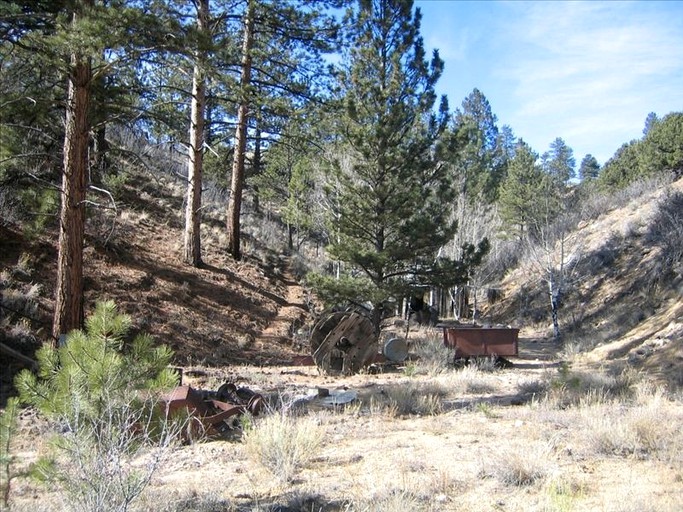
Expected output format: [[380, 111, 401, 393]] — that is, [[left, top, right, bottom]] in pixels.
[[442, 326, 519, 359], [162, 384, 263, 438]]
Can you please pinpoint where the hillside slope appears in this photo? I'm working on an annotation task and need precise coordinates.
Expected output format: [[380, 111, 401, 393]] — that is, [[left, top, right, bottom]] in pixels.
[[2, 166, 682, 402], [0, 167, 311, 402], [486, 176, 683, 386]]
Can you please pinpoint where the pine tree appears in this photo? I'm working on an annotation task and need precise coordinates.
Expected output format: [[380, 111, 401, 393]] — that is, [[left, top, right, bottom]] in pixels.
[[449, 88, 507, 202], [15, 300, 179, 511], [498, 140, 549, 241], [642, 111, 659, 136], [225, 0, 343, 260], [52, 0, 95, 341], [599, 112, 682, 190], [310, 0, 487, 330], [184, 0, 210, 267], [638, 112, 683, 176], [0, 397, 21, 507], [599, 140, 642, 190], [578, 153, 600, 181], [226, 0, 255, 260], [542, 137, 576, 185], [1, 1, 181, 341]]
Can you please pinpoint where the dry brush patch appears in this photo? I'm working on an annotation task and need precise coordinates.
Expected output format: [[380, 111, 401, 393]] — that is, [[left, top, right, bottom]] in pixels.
[[479, 443, 553, 487], [573, 387, 683, 460], [241, 410, 325, 485]]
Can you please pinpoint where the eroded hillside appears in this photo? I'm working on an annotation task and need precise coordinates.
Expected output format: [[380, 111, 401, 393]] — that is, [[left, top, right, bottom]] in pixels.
[[486, 176, 683, 386], [2, 167, 682, 404]]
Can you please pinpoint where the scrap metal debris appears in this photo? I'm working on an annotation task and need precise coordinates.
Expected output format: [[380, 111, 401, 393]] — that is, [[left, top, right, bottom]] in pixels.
[[162, 382, 264, 439], [286, 387, 359, 413]]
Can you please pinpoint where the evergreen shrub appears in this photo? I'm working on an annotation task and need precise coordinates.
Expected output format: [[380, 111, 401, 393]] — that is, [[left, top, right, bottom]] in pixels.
[[15, 300, 181, 512]]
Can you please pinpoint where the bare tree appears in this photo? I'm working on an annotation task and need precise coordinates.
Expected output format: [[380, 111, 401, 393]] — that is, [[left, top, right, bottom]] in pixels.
[[525, 202, 583, 340], [442, 176, 499, 321]]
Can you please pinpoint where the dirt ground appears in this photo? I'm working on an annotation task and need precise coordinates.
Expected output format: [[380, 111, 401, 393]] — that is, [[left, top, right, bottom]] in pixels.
[[6, 324, 682, 512]]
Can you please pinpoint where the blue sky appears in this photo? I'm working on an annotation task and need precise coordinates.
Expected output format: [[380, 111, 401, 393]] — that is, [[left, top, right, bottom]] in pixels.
[[416, 0, 683, 165]]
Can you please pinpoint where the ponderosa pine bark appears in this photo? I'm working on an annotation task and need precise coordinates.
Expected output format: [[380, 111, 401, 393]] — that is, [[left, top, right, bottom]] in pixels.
[[52, 8, 92, 342]]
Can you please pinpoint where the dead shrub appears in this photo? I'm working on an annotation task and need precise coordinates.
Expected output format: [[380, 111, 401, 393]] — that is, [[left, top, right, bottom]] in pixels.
[[646, 190, 683, 270]]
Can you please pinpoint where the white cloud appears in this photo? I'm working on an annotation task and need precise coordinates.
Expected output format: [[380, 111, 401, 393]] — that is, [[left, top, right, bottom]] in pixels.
[[492, 0, 683, 162], [424, 31, 470, 62]]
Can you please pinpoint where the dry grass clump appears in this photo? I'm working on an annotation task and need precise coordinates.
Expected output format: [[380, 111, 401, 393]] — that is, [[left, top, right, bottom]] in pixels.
[[241, 411, 325, 483], [603, 494, 682, 512], [576, 388, 683, 460], [559, 339, 595, 360], [119, 209, 150, 226], [481, 444, 552, 487], [344, 458, 465, 512], [452, 365, 500, 394], [403, 365, 500, 400], [543, 475, 588, 512], [467, 355, 502, 373], [0, 282, 42, 319], [352, 489, 426, 512], [409, 329, 452, 376], [381, 380, 447, 417], [516, 377, 549, 397], [541, 365, 638, 408], [146, 489, 338, 512], [578, 410, 639, 457], [138, 490, 237, 512]]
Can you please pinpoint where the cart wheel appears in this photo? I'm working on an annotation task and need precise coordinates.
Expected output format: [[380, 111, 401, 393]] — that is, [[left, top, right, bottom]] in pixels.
[[310, 310, 377, 375]]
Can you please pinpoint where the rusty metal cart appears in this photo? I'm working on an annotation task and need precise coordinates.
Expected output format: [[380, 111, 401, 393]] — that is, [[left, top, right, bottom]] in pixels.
[[441, 324, 519, 368]]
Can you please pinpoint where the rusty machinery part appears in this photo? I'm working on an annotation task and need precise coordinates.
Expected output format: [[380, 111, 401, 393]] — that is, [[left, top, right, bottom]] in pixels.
[[162, 385, 242, 439], [162, 383, 264, 439], [216, 382, 264, 415], [310, 309, 378, 376], [383, 337, 408, 362]]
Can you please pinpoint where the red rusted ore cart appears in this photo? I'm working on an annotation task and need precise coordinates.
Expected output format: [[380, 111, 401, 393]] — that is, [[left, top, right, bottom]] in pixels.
[[441, 324, 519, 368]]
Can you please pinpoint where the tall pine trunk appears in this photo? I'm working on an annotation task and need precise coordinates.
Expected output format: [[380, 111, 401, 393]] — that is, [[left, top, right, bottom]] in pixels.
[[52, 9, 92, 342], [251, 113, 262, 213], [226, 0, 254, 260], [184, 0, 209, 267]]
